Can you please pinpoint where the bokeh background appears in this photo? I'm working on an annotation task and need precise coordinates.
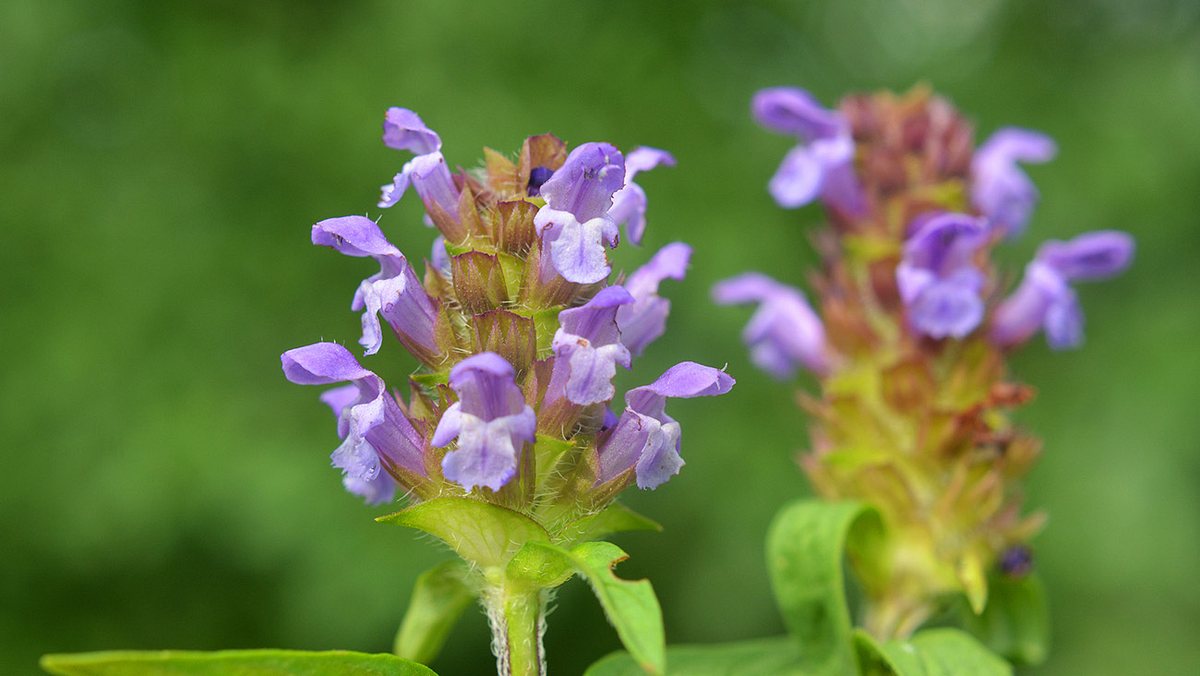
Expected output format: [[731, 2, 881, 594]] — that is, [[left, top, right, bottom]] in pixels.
[[3, 0, 1198, 673]]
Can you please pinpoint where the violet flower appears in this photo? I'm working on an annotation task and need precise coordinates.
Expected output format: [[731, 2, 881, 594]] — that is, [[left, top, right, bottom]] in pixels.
[[608, 147, 676, 245], [895, 213, 990, 340], [281, 342, 427, 504], [551, 286, 636, 406], [377, 107, 460, 222], [431, 353, 537, 492], [311, 216, 439, 362], [752, 87, 865, 215], [712, 272, 828, 379], [534, 142, 626, 284], [596, 362, 735, 489], [992, 230, 1134, 349], [972, 128, 1057, 238], [616, 242, 691, 358]]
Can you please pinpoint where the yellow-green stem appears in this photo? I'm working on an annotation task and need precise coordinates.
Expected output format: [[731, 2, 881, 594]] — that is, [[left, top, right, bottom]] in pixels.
[[486, 583, 546, 676]]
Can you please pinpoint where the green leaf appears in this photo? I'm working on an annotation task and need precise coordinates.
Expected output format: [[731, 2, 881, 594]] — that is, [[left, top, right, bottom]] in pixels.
[[566, 502, 663, 544], [40, 650, 436, 675], [376, 497, 549, 569], [855, 628, 1012, 676], [524, 541, 665, 675], [766, 500, 881, 674], [506, 540, 576, 589], [962, 573, 1049, 665], [394, 561, 476, 664], [585, 637, 804, 675]]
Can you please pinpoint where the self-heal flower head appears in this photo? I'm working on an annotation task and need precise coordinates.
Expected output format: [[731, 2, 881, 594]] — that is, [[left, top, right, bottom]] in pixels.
[[551, 286, 636, 406], [895, 213, 989, 339], [596, 362, 735, 489], [712, 272, 828, 379], [752, 87, 866, 215], [377, 107, 460, 222], [616, 242, 691, 357], [608, 147, 676, 245], [281, 342, 427, 504], [432, 353, 537, 492], [992, 230, 1134, 349], [311, 216, 439, 362], [972, 127, 1057, 238], [534, 142, 625, 284]]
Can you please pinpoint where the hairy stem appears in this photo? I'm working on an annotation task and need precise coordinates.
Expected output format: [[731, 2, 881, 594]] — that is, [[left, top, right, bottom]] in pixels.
[[485, 583, 547, 676]]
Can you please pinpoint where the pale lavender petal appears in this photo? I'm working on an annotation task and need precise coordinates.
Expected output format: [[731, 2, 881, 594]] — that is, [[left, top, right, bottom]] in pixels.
[[617, 243, 691, 357], [610, 147, 675, 245], [1037, 230, 1135, 282], [342, 473, 396, 505], [752, 87, 842, 140], [541, 209, 620, 284], [539, 142, 625, 221], [972, 127, 1057, 237], [553, 287, 636, 405], [435, 352, 535, 491], [1044, 289, 1084, 350], [907, 268, 985, 339], [382, 107, 441, 154], [990, 261, 1070, 348], [902, 213, 988, 274], [430, 235, 451, 275], [311, 216, 438, 358], [769, 145, 823, 208], [378, 170, 411, 208], [623, 147, 676, 181], [596, 361, 734, 489], [713, 273, 828, 378], [409, 152, 460, 222], [281, 342, 426, 499]]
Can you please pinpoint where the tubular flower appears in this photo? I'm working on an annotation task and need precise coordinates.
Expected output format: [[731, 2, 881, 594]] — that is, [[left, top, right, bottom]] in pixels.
[[282, 108, 732, 674], [719, 86, 1133, 641]]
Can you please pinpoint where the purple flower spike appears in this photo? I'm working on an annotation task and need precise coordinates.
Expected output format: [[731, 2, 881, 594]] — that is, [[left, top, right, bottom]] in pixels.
[[712, 273, 828, 379], [896, 213, 989, 339], [992, 230, 1134, 350], [752, 87, 865, 214], [608, 147, 676, 245], [597, 362, 735, 489], [281, 342, 428, 504], [432, 353, 536, 492], [972, 127, 1057, 237], [312, 216, 439, 360], [552, 287, 636, 405], [617, 242, 691, 357]]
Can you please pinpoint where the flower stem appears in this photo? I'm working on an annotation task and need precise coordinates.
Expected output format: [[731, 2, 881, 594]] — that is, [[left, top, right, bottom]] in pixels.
[[486, 583, 546, 676]]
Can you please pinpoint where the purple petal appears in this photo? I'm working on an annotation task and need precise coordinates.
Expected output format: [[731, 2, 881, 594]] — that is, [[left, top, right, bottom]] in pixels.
[[382, 107, 441, 154], [623, 147, 676, 181], [972, 127, 1056, 237], [378, 170, 411, 209], [436, 353, 535, 491], [409, 152, 460, 222], [609, 147, 675, 245], [430, 235, 451, 275], [535, 205, 621, 284], [990, 261, 1070, 348], [769, 145, 823, 208], [539, 142, 625, 221], [902, 212, 988, 274], [752, 87, 842, 140], [1044, 289, 1084, 350], [617, 243, 691, 357], [713, 273, 828, 378], [1036, 230, 1135, 282], [553, 287, 636, 405], [907, 268, 986, 339], [281, 342, 426, 499], [311, 216, 438, 358], [342, 473, 396, 505], [596, 361, 734, 489]]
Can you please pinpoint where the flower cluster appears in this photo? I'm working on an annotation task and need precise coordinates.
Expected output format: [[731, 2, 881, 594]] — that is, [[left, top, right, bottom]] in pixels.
[[718, 87, 1132, 638], [282, 108, 732, 530]]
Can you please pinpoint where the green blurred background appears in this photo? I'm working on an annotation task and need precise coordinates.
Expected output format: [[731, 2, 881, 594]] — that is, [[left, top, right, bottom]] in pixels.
[[3, 0, 1198, 673]]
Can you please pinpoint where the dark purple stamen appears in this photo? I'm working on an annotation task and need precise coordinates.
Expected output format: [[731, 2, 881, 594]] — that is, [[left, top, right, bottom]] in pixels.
[[527, 166, 553, 196], [998, 545, 1034, 578]]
